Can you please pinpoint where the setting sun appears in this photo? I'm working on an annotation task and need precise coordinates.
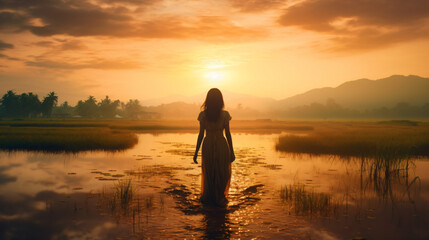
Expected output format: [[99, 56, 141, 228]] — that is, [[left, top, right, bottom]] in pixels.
[[204, 71, 224, 82], [1, 0, 429, 239]]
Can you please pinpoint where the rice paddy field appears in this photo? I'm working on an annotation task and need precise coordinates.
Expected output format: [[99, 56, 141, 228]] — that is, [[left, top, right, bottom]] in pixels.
[[0, 119, 429, 239]]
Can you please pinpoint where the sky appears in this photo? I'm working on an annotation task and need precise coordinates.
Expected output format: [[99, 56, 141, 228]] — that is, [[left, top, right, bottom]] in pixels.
[[1, 0, 429, 104]]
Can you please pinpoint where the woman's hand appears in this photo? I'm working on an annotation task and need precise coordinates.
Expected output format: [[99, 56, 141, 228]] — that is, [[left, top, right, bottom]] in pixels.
[[193, 153, 198, 164], [231, 152, 236, 162]]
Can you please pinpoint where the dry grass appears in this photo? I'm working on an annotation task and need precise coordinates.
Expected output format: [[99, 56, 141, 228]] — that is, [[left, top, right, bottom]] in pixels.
[[280, 183, 341, 216], [0, 118, 314, 133], [275, 121, 429, 157], [0, 126, 138, 152]]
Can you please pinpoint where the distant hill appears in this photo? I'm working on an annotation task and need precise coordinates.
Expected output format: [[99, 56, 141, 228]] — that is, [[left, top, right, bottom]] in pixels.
[[141, 90, 276, 110], [275, 75, 429, 111], [139, 75, 429, 119]]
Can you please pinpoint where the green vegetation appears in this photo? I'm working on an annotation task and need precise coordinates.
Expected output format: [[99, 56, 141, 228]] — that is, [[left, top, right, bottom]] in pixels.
[[100, 179, 135, 212], [280, 183, 340, 216], [276, 121, 427, 203], [0, 90, 144, 118], [276, 122, 429, 157], [1, 90, 58, 118], [0, 125, 138, 152], [377, 119, 419, 126], [117, 179, 134, 210]]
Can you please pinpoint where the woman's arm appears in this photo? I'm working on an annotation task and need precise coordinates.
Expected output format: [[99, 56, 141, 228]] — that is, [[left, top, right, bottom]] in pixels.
[[225, 123, 235, 162], [193, 121, 204, 164]]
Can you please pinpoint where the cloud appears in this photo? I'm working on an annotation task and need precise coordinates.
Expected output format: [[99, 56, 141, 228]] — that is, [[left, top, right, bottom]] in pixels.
[[0, 53, 20, 61], [33, 41, 54, 47], [0, 40, 14, 50], [0, 40, 19, 60], [100, 0, 161, 6], [0, 11, 30, 33], [229, 0, 285, 13], [0, 0, 263, 42], [278, 0, 429, 51], [25, 58, 141, 70], [59, 40, 87, 51]]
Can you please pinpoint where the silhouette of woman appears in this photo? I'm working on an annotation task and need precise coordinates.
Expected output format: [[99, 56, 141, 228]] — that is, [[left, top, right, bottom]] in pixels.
[[193, 88, 235, 207]]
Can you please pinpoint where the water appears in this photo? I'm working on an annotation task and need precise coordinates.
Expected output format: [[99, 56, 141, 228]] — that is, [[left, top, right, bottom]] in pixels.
[[1, 133, 428, 239]]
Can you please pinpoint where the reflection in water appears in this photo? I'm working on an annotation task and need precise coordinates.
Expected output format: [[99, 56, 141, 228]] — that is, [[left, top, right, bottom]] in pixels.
[[0, 133, 429, 239], [202, 207, 230, 239]]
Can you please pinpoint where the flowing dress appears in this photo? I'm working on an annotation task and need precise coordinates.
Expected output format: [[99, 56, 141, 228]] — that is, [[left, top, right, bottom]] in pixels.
[[198, 110, 232, 206]]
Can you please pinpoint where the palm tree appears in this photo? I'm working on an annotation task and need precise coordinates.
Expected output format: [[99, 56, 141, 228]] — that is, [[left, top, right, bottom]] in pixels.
[[41, 92, 58, 117]]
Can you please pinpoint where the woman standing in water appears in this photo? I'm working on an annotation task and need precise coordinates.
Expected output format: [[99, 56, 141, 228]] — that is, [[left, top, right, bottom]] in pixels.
[[193, 88, 235, 207]]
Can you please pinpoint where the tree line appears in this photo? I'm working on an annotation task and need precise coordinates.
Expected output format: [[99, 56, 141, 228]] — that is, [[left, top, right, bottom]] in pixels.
[[0, 90, 145, 118], [277, 99, 429, 119]]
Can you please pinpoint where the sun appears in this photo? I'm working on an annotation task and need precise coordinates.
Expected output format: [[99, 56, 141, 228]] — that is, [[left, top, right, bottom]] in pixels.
[[202, 61, 229, 83], [204, 71, 224, 82]]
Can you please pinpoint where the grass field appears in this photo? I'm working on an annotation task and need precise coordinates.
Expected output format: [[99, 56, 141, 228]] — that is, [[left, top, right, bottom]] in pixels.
[[0, 125, 138, 152], [275, 120, 429, 158], [0, 118, 314, 133], [1, 118, 428, 153]]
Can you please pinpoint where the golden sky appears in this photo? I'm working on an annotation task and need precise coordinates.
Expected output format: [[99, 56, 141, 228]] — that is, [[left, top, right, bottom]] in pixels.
[[1, 0, 429, 103]]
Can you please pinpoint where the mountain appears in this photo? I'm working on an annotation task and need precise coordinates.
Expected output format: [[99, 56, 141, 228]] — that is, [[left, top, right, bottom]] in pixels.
[[141, 90, 277, 110], [139, 75, 429, 119], [275, 75, 429, 111]]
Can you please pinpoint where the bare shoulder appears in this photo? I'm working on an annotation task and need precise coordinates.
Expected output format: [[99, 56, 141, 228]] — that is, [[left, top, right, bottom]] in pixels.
[[222, 110, 232, 120], [197, 111, 205, 121]]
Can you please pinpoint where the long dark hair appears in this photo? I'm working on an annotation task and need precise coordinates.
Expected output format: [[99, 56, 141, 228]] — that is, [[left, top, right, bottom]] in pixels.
[[201, 88, 224, 122]]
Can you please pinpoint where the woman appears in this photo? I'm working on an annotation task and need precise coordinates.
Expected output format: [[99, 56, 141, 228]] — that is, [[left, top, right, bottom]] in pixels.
[[193, 88, 235, 207]]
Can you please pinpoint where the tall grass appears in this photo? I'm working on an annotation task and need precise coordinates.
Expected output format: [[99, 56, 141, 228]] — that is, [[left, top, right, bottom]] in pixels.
[[0, 118, 315, 133], [0, 126, 138, 152], [280, 183, 340, 216], [276, 123, 429, 157], [276, 122, 427, 201], [116, 179, 134, 210], [101, 179, 134, 212]]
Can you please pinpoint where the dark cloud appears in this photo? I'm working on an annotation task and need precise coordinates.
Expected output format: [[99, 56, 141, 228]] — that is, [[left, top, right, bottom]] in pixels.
[[278, 0, 429, 51], [26, 58, 141, 70], [33, 41, 54, 47], [0, 11, 30, 32], [0, 53, 19, 61], [229, 0, 285, 13], [0, 40, 14, 50], [59, 40, 87, 51], [100, 0, 161, 5], [0, 0, 263, 41], [0, 40, 19, 60]]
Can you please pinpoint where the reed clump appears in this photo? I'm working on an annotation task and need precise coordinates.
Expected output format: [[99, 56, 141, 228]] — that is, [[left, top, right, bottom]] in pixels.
[[116, 179, 134, 210], [101, 179, 134, 212], [280, 184, 340, 216]]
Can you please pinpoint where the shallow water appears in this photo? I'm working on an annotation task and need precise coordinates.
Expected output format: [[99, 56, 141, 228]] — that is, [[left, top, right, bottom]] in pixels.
[[1, 133, 428, 239]]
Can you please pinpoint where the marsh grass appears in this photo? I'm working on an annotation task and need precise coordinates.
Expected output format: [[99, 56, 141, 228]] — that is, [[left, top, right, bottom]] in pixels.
[[99, 178, 159, 235], [276, 123, 429, 157], [0, 118, 314, 132], [101, 179, 135, 213], [280, 184, 341, 216], [0, 126, 138, 152], [117, 179, 134, 210], [276, 122, 427, 215]]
